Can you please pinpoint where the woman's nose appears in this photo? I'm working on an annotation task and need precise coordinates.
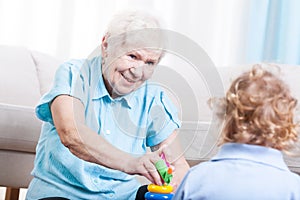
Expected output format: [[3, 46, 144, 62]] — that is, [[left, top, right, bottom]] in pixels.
[[130, 61, 145, 77], [129, 65, 143, 77]]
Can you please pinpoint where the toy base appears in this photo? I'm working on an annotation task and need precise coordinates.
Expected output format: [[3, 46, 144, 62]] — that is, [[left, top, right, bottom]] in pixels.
[[144, 192, 173, 200]]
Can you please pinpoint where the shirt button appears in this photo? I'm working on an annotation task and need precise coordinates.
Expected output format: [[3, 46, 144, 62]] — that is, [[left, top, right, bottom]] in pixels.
[[106, 130, 111, 135], [93, 179, 98, 184], [109, 194, 113, 197]]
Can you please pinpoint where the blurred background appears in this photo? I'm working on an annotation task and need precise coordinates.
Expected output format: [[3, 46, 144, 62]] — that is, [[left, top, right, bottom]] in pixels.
[[0, 0, 299, 67]]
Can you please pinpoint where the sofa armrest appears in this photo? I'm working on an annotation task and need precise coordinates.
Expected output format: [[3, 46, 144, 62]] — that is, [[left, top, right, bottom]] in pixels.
[[0, 103, 41, 153]]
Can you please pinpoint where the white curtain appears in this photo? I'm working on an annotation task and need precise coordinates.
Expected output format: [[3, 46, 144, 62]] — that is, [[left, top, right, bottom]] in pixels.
[[0, 0, 260, 67]]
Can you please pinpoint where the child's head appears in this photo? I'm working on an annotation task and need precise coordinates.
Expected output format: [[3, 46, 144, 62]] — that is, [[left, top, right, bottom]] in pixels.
[[219, 64, 299, 152]]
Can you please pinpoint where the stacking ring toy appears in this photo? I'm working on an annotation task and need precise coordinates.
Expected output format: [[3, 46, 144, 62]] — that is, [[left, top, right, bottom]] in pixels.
[[147, 184, 173, 194], [145, 192, 174, 200]]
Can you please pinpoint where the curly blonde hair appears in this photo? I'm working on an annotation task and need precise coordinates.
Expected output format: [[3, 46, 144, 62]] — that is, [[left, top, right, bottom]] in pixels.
[[219, 64, 299, 153]]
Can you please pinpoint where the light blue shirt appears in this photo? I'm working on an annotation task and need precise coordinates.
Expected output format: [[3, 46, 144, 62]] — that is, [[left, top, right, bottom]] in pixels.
[[26, 56, 181, 200], [173, 143, 300, 200]]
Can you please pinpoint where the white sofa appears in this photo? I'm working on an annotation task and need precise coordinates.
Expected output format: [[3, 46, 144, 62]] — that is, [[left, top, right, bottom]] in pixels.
[[1, 45, 300, 199]]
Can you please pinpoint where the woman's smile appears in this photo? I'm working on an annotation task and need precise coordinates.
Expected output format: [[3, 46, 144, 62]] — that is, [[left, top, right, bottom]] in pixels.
[[121, 72, 136, 83]]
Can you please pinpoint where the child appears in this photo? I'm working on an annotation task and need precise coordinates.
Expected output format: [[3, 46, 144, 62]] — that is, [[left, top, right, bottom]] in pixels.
[[173, 64, 300, 200]]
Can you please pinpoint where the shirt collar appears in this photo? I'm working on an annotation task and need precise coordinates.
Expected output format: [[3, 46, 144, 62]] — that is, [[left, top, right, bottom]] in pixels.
[[115, 92, 134, 109], [212, 143, 289, 171], [91, 56, 109, 100]]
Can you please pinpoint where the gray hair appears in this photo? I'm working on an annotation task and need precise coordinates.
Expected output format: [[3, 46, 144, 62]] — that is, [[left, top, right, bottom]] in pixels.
[[104, 10, 165, 57], [105, 10, 161, 37]]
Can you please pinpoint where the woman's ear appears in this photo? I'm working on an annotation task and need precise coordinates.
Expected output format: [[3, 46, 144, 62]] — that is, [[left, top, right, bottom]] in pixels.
[[101, 35, 108, 57]]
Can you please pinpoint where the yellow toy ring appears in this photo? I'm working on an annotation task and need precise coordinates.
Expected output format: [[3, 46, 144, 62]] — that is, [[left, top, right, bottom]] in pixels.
[[147, 184, 173, 194]]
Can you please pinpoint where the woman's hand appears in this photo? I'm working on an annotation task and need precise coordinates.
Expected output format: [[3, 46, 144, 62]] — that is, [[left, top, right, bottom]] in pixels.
[[124, 150, 164, 186], [151, 131, 190, 191]]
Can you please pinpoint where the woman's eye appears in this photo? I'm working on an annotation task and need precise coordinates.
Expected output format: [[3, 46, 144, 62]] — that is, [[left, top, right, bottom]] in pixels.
[[146, 61, 155, 65], [128, 54, 137, 59]]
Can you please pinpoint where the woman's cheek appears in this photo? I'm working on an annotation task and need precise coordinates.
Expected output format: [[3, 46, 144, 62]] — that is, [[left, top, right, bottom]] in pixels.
[[143, 67, 155, 80]]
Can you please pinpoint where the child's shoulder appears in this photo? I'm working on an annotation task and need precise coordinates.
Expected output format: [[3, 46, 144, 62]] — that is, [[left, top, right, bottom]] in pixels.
[[288, 171, 300, 183], [188, 161, 215, 176]]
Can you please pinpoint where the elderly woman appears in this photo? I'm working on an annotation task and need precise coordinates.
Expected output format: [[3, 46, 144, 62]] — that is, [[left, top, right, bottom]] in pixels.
[[26, 10, 189, 200]]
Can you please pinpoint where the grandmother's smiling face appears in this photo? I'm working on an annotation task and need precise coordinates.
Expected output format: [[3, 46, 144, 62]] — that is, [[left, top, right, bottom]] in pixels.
[[101, 39, 162, 98]]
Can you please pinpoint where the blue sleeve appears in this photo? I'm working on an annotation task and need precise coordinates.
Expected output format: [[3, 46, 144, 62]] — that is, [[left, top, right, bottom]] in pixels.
[[35, 59, 88, 123], [146, 90, 181, 147]]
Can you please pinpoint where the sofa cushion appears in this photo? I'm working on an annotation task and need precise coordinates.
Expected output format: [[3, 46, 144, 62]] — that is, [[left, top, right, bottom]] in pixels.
[[0, 103, 41, 153], [0, 45, 41, 107], [0, 150, 35, 188], [31, 51, 62, 96]]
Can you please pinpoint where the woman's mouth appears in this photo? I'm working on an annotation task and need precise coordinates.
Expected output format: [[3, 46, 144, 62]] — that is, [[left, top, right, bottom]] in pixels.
[[121, 73, 135, 83]]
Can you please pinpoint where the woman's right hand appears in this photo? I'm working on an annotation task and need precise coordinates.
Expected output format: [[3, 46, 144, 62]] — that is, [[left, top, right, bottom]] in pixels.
[[124, 150, 163, 185]]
